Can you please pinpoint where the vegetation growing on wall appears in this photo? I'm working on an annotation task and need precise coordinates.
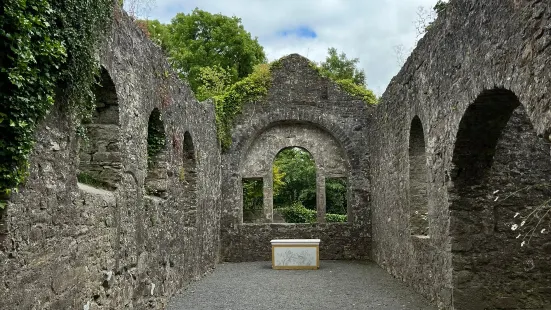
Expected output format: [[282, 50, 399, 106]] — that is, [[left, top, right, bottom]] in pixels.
[[0, 0, 113, 206], [214, 63, 273, 150], [311, 48, 378, 105], [335, 79, 378, 104]]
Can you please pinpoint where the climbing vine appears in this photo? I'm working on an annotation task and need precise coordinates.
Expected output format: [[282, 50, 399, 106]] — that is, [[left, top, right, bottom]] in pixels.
[[214, 63, 272, 150], [214, 58, 378, 151], [0, 0, 113, 206]]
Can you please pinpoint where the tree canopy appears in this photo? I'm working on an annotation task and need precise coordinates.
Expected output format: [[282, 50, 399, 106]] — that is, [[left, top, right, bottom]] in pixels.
[[319, 47, 366, 87], [144, 9, 266, 96], [314, 47, 377, 104]]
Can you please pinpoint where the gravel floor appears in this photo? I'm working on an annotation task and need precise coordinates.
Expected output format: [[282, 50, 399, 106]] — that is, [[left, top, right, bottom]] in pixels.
[[167, 261, 436, 310]]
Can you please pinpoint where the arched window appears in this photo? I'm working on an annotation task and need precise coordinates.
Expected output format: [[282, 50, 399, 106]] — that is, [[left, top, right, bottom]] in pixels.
[[182, 131, 197, 227], [409, 116, 429, 236], [272, 147, 317, 223], [145, 108, 167, 198], [78, 68, 121, 190]]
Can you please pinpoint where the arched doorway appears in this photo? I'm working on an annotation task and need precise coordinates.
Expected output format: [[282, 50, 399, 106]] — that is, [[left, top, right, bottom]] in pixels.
[[449, 89, 551, 309]]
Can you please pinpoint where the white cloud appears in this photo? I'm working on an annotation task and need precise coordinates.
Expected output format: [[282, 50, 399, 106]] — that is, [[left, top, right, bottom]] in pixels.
[[138, 0, 440, 96]]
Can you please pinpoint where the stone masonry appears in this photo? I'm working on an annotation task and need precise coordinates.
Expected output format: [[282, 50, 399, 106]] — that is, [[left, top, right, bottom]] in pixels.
[[369, 1, 551, 309], [1, 1, 551, 309], [0, 10, 221, 309], [220, 54, 374, 262]]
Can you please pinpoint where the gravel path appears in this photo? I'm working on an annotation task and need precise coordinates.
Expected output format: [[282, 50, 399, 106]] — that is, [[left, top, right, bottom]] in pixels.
[[167, 261, 436, 310]]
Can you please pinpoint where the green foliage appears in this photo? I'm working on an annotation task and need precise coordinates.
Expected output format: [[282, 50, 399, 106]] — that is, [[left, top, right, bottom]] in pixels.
[[272, 164, 285, 197], [277, 202, 348, 223], [214, 63, 272, 150], [0, 0, 113, 205], [335, 79, 378, 105], [273, 148, 317, 210], [433, 0, 448, 15], [147, 109, 166, 161], [243, 178, 263, 222], [319, 47, 366, 86], [277, 202, 316, 224], [148, 8, 266, 94], [196, 65, 232, 101], [309, 48, 377, 105], [325, 213, 347, 223], [326, 178, 347, 215], [143, 19, 170, 50]]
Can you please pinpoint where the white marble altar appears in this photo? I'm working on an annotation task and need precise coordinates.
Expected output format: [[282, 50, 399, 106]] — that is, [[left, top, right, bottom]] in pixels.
[[270, 239, 320, 269]]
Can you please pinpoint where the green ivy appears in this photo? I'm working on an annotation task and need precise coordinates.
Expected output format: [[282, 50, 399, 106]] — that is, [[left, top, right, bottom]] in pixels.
[[213, 56, 377, 151], [0, 0, 113, 206], [214, 63, 272, 150], [335, 79, 378, 105], [308, 61, 377, 105]]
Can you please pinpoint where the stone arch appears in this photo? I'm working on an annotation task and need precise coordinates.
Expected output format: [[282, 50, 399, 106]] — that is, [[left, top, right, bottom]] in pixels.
[[448, 88, 551, 309], [145, 108, 168, 198], [78, 67, 122, 190], [409, 116, 429, 236], [182, 131, 197, 227], [239, 121, 349, 223], [233, 109, 358, 171], [272, 146, 317, 223]]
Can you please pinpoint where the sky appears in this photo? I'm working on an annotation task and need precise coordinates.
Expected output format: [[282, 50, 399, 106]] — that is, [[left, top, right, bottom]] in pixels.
[[130, 0, 440, 96]]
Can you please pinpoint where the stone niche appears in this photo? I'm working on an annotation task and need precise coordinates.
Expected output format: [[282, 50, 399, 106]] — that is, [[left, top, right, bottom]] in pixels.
[[78, 67, 122, 190]]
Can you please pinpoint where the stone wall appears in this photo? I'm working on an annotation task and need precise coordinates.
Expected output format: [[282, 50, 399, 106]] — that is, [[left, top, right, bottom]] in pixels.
[[0, 10, 221, 309], [369, 0, 551, 309], [220, 54, 374, 262], [2, 2, 551, 309]]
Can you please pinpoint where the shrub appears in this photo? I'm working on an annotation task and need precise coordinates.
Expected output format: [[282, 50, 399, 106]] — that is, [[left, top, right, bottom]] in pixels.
[[325, 213, 347, 223], [277, 202, 348, 223], [277, 202, 316, 223]]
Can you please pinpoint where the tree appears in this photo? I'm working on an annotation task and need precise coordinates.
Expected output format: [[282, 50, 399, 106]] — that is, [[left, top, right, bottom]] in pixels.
[[326, 178, 347, 215], [195, 65, 232, 101], [273, 148, 317, 210], [319, 47, 366, 87], [144, 19, 170, 50], [147, 9, 266, 95]]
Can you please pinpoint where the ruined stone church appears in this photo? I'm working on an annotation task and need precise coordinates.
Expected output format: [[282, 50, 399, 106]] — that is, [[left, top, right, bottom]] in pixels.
[[1, 1, 550, 309]]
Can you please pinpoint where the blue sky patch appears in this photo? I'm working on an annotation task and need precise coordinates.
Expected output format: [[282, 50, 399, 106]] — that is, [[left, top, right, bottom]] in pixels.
[[277, 26, 317, 38]]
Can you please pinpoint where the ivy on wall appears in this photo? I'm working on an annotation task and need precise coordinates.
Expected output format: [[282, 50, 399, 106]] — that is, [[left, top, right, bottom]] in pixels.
[[0, 0, 113, 206], [214, 63, 272, 151], [308, 61, 378, 105], [214, 57, 378, 151]]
